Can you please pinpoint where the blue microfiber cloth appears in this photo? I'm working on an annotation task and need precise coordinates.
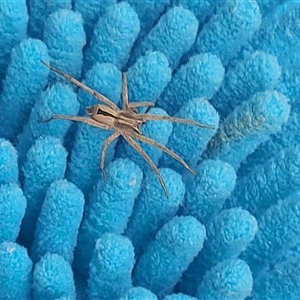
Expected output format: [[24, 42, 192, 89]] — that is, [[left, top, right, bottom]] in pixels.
[[0, 1, 300, 299], [32, 252, 76, 299], [164, 293, 197, 300], [75, 158, 143, 278], [88, 233, 135, 300], [30, 179, 84, 264], [126, 168, 185, 256], [251, 253, 300, 299], [0, 38, 49, 140], [0, 183, 26, 243], [0, 138, 18, 184], [178, 207, 258, 295], [84, 2, 140, 72], [205, 90, 290, 171], [120, 286, 158, 300], [241, 191, 300, 278], [0, 242, 32, 299], [133, 216, 206, 298], [195, 258, 253, 300], [129, 5, 198, 70], [19, 136, 68, 248]]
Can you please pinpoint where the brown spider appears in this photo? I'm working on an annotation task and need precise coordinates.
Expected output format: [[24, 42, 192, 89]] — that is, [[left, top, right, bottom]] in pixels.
[[40, 60, 214, 197]]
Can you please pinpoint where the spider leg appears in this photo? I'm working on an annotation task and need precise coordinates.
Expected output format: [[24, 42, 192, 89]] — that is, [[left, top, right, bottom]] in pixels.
[[40, 114, 112, 130], [122, 133, 169, 198], [138, 113, 215, 130], [100, 132, 120, 181], [127, 101, 154, 109], [122, 73, 129, 109], [121, 73, 154, 113], [127, 101, 155, 115], [133, 132, 196, 176], [41, 60, 118, 111]]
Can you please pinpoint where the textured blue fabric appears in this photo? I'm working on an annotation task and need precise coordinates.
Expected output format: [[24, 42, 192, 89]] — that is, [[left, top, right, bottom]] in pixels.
[[277, 242, 300, 264], [250, 3, 300, 68], [0, 139, 18, 184], [256, 0, 287, 16], [172, 0, 216, 23], [227, 146, 300, 217], [239, 112, 300, 177], [30, 179, 84, 264], [73, 0, 116, 41], [27, 0, 71, 39], [0, 242, 32, 299], [127, 51, 171, 103], [43, 9, 86, 81], [16, 82, 79, 167], [0, 38, 49, 141], [19, 136, 67, 248], [126, 168, 185, 256], [195, 259, 253, 300], [252, 254, 300, 300], [74, 158, 142, 277], [126, 0, 168, 42], [277, 67, 300, 111], [0, 183, 26, 243], [133, 216, 206, 298], [211, 51, 281, 117], [0, 0, 28, 86], [120, 286, 158, 300], [206, 90, 290, 171], [32, 253, 76, 300], [77, 62, 121, 113], [193, 0, 261, 65], [160, 97, 219, 171], [241, 112, 300, 177], [240, 66, 300, 175], [241, 191, 300, 278], [88, 233, 135, 300], [1, 1, 300, 299], [84, 2, 140, 72], [180, 159, 236, 224], [164, 294, 197, 300], [130, 6, 198, 70], [179, 208, 257, 296], [157, 53, 224, 116]]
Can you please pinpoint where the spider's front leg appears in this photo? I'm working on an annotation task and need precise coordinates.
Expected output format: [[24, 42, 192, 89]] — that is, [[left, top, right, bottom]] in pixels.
[[39, 114, 113, 130], [41, 60, 118, 111]]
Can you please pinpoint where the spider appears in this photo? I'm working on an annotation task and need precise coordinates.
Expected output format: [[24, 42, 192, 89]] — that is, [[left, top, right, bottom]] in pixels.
[[40, 60, 214, 197]]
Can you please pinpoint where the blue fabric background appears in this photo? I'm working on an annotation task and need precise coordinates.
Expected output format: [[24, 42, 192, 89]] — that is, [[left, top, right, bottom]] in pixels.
[[0, 1, 299, 299]]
